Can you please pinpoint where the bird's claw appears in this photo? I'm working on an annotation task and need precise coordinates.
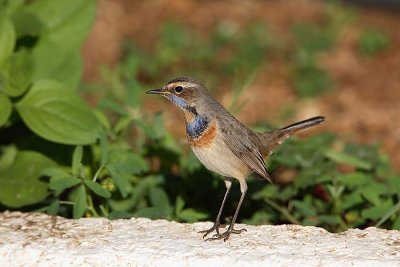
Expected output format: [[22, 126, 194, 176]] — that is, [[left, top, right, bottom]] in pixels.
[[205, 227, 247, 242], [198, 222, 226, 238]]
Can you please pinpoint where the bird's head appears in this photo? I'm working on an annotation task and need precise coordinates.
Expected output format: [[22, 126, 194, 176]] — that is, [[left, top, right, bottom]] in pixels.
[[146, 77, 208, 112]]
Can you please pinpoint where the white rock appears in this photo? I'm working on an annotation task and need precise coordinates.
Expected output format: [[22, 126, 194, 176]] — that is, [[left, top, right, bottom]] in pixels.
[[1, 211, 400, 266]]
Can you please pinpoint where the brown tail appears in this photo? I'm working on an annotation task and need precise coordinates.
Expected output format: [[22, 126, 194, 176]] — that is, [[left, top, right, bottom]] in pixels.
[[280, 116, 325, 135], [259, 116, 325, 156]]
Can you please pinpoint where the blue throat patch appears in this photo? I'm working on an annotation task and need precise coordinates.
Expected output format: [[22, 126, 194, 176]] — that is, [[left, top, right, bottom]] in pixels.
[[186, 115, 209, 139], [166, 94, 209, 138], [168, 95, 188, 109]]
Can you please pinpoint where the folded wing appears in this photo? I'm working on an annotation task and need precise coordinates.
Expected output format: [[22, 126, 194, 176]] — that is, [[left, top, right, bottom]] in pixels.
[[217, 116, 272, 183]]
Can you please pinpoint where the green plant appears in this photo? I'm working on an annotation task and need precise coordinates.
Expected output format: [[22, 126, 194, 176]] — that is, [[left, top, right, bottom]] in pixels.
[[246, 134, 400, 231], [358, 28, 390, 57], [290, 22, 335, 98], [1, 0, 399, 233], [289, 1, 357, 98], [0, 0, 103, 213], [0, 2, 210, 222], [113, 21, 282, 90]]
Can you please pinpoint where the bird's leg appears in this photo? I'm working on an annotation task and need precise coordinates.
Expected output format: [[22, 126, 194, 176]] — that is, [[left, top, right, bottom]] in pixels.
[[199, 177, 233, 238], [206, 180, 247, 242]]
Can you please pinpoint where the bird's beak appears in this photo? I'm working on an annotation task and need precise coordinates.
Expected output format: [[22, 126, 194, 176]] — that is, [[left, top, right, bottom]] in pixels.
[[146, 88, 168, 95]]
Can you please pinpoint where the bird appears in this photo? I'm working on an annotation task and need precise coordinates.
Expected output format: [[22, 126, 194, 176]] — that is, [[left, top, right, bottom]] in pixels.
[[147, 76, 325, 241]]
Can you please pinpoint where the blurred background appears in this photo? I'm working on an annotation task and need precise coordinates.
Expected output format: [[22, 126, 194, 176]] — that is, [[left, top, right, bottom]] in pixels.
[[1, 0, 400, 232]]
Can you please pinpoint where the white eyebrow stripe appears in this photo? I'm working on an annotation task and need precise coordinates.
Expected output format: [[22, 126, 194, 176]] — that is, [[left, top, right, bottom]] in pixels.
[[167, 82, 197, 88]]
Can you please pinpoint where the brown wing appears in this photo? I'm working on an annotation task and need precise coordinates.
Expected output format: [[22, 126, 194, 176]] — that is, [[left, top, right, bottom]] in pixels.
[[217, 116, 272, 183]]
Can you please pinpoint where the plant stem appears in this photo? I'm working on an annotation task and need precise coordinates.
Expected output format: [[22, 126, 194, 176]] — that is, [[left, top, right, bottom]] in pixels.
[[59, 201, 75, 205], [99, 205, 109, 217], [264, 198, 301, 225], [376, 200, 400, 227], [87, 193, 99, 217], [93, 165, 105, 182]]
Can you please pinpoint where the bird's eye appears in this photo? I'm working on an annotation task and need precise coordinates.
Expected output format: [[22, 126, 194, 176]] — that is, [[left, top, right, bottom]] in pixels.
[[174, 86, 184, 94]]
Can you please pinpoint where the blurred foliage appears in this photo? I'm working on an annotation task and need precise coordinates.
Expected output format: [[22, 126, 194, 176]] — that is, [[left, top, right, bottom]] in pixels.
[[249, 135, 400, 231], [0, 0, 399, 232], [358, 28, 390, 57], [290, 23, 335, 98], [116, 20, 283, 98], [290, 2, 358, 98]]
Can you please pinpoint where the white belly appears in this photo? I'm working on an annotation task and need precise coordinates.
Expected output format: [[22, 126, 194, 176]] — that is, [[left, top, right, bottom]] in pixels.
[[191, 134, 250, 179]]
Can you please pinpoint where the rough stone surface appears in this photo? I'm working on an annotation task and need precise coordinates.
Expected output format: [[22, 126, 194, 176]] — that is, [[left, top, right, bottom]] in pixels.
[[1, 211, 400, 266]]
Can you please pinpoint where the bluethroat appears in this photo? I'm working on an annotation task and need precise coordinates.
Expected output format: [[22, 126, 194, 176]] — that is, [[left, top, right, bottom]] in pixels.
[[147, 77, 325, 241]]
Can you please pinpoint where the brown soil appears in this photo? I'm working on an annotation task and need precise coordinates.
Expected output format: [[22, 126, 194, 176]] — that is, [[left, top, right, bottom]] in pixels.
[[82, 0, 400, 170]]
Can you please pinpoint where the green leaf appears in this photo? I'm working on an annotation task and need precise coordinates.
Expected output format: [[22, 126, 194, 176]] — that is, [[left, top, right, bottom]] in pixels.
[[134, 206, 171, 219], [252, 184, 279, 200], [49, 176, 81, 191], [0, 145, 17, 172], [83, 180, 111, 198], [361, 200, 393, 220], [109, 194, 138, 212], [135, 113, 166, 140], [175, 196, 185, 214], [0, 93, 12, 126], [243, 211, 272, 225], [362, 184, 387, 206], [0, 151, 55, 208], [341, 191, 363, 210], [324, 150, 372, 170], [318, 215, 342, 225], [292, 200, 317, 216], [2, 0, 25, 15], [47, 200, 60, 216], [41, 166, 69, 178], [389, 176, 400, 198], [106, 165, 129, 198], [108, 210, 133, 220], [278, 186, 298, 201], [98, 99, 128, 116], [108, 151, 148, 175], [129, 181, 149, 208], [126, 78, 141, 108], [178, 209, 208, 223], [150, 187, 170, 208], [99, 131, 109, 166], [336, 172, 370, 189], [73, 184, 87, 219], [376, 201, 400, 228], [25, 0, 96, 50], [11, 10, 43, 37], [16, 80, 101, 145], [0, 12, 15, 66], [72, 146, 83, 176], [180, 150, 201, 172], [1, 49, 34, 96], [32, 40, 82, 89], [93, 109, 111, 130], [114, 116, 132, 134], [392, 216, 400, 230]]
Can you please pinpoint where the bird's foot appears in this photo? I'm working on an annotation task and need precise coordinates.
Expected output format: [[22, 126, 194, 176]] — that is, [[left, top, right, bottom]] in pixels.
[[205, 227, 247, 242], [198, 222, 226, 238]]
